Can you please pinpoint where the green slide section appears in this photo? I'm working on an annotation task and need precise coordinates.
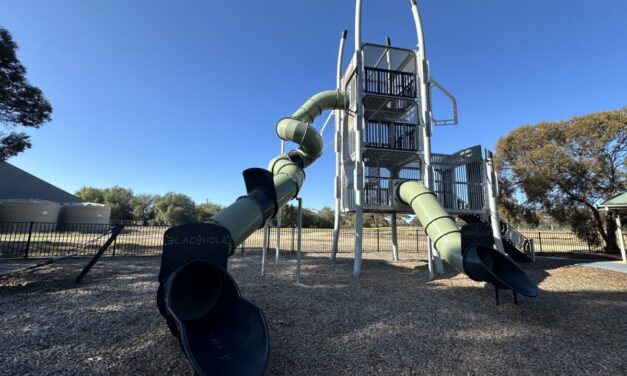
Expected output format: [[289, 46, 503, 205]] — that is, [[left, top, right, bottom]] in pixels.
[[398, 181, 538, 297], [157, 89, 346, 376], [211, 90, 346, 245]]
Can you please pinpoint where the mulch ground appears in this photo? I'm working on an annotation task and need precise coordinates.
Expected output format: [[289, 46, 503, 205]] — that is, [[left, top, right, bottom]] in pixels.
[[0, 251, 625, 375]]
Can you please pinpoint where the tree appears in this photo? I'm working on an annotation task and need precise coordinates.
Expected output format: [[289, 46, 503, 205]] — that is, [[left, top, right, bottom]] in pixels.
[[363, 213, 389, 228], [75, 187, 105, 203], [313, 206, 335, 228], [132, 193, 156, 225], [273, 205, 336, 228], [75, 186, 135, 220], [341, 212, 355, 227], [0, 27, 52, 161], [495, 108, 627, 252], [277, 204, 298, 227], [196, 201, 223, 222], [102, 187, 135, 220], [154, 193, 197, 225]]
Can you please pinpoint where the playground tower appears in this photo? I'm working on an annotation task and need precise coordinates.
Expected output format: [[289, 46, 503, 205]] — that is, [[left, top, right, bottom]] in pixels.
[[330, 0, 531, 275], [156, 2, 538, 375]]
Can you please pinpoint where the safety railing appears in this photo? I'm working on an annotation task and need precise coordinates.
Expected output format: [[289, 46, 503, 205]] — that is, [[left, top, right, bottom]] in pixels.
[[364, 67, 416, 98], [364, 121, 418, 151]]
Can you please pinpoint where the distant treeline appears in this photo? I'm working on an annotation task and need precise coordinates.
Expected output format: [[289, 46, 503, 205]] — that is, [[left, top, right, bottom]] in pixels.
[[75, 186, 412, 227]]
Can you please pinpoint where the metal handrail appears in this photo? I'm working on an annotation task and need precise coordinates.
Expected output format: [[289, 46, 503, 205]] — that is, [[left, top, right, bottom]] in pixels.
[[430, 78, 458, 126]]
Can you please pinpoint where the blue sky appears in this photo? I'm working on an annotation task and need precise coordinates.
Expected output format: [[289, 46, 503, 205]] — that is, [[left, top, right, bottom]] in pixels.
[[2, 0, 626, 209]]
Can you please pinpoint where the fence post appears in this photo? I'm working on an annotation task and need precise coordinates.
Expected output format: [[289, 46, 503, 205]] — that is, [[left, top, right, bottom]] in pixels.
[[24, 221, 34, 259], [291, 227, 295, 253], [112, 237, 117, 257], [537, 232, 543, 253], [416, 229, 419, 252], [376, 229, 380, 252], [585, 234, 592, 253]]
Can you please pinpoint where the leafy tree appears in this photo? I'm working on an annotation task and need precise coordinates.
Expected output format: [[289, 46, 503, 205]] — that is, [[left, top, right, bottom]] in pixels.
[[75, 187, 105, 203], [196, 201, 223, 222], [132, 193, 156, 225], [363, 213, 389, 228], [277, 204, 298, 227], [273, 205, 334, 228], [313, 206, 335, 228], [278, 206, 393, 229], [298, 208, 317, 228], [75, 186, 135, 220], [0, 27, 52, 161], [102, 187, 135, 220], [495, 108, 627, 253], [154, 193, 197, 225], [341, 212, 355, 227]]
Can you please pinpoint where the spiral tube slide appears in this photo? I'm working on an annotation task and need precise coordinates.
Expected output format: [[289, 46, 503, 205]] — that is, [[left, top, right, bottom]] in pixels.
[[157, 90, 346, 376], [398, 181, 539, 297]]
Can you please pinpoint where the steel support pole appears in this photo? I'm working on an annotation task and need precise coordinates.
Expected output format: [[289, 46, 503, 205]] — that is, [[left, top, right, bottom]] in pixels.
[[353, 0, 364, 276], [410, 0, 443, 278], [296, 197, 303, 282], [276, 141, 285, 263], [485, 149, 505, 254], [385, 37, 392, 70], [275, 223, 280, 263], [391, 213, 399, 261], [261, 220, 269, 276], [331, 30, 348, 261], [615, 214, 627, 263]]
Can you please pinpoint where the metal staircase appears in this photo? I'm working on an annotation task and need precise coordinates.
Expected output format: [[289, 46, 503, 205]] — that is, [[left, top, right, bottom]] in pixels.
[[459, 213, 533, 262]]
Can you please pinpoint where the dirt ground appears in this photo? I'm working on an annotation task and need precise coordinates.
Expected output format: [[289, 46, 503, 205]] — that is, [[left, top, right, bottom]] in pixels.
[[0, 251, 625, 375]]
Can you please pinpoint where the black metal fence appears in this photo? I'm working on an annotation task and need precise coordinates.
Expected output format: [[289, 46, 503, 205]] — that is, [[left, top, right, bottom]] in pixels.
[[520, 231, 613, 254], [0, 222, 619, 259], [0, 222, 167, 258]]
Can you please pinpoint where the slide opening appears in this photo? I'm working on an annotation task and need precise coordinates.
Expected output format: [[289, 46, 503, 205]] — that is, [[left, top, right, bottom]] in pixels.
[[464, 244, 538, 297], [477, 247, 495, 271], [168, 261, 225, 322]]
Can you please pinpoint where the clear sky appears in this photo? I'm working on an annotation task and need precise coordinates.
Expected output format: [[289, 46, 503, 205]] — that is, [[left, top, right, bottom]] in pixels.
[[2, 0, 626, 209]]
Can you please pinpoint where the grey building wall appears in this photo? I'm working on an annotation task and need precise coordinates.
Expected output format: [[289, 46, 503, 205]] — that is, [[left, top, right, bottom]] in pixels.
[[0, 162, 83, 203]]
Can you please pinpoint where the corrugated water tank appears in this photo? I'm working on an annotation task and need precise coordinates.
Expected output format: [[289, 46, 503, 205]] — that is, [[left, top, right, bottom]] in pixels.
[[0, 199, 61, 231], [60, 202, 111, 224]]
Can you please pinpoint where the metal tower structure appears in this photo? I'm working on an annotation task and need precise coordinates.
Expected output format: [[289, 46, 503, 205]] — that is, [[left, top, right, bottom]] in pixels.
[[330, 0, 510, 276], [155, 2, 538, 374]]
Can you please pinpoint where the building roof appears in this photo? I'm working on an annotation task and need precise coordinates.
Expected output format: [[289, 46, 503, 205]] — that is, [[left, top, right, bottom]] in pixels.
[[599, 192, 627, 210], [0, 162, 83, 203]]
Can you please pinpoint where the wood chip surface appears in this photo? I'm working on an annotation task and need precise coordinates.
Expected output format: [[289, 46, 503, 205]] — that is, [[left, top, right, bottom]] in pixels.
[[0, 251, 625, 375]]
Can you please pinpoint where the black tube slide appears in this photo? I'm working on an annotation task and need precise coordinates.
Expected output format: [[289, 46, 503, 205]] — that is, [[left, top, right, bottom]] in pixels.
[[463, 244, 539, 297], [157, 223, 269, 376]]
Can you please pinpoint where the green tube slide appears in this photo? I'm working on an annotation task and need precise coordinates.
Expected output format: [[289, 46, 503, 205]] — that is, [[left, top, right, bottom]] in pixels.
[[211, 89, 346, 245], [157, 89, 346, 376], [398, 180, 538, 297]]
